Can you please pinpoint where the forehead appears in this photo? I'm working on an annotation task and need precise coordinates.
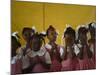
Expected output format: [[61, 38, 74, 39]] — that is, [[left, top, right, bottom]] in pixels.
[[23, 31, 32, 36], [48, 29, 57, 34], [79, 33, 86, 37], [23, 29, 32, 33], [48, 29, 55, 32], [64, 33, 70, 37], [31, 36, 41, 42], [26, 30, 32, 32], [64, 34, 72, 39]]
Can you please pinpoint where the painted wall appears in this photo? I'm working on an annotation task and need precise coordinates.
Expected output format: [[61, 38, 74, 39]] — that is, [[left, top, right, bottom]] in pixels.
[[11, 1, 96, 45]]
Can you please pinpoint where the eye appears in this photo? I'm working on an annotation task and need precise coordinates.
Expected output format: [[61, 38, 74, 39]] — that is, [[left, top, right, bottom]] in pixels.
[[24, 33, 27, 36], [25, 34, 27, 36]]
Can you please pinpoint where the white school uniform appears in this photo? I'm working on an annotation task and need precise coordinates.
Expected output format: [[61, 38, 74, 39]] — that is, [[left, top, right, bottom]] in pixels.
[[27, 46, 51, 72], [27, 46, 51, 64], [17, 45, 31, 70], [44, 43, 64, 58]]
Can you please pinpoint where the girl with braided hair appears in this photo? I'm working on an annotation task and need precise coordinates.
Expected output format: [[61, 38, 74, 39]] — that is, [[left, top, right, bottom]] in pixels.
[[88, 22, 96, 69], [27, 32, 51, 73], [11, 32, 22, 75], [77, 26, 94, 70], [61, 26, 80, 71], [44, 25, 62, 72]]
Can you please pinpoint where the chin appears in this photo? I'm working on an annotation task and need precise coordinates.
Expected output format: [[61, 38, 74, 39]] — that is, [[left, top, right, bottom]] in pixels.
[[34, 48, 40, 51]]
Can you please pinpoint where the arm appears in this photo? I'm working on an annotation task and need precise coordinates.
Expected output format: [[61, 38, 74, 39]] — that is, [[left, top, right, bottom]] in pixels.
[[39, 52, 51, 69]]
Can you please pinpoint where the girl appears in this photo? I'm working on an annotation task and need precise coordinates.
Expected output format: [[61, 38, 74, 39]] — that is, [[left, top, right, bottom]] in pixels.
[[88, 22, 96, 68], [77, 26, 94, 70], [27, 32, 51, 73], [45, 25, 62, 72], [17, 27, 35, 74], [11, 32, 22, 75], [61, 27, 80, 71]]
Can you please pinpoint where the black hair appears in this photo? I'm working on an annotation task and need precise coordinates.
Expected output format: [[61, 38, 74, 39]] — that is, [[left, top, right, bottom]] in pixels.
[[22, 27, 35, 35], [11, 36, 21, 47], [64, 27, 76, 39], [78, 27, 88, 39], [46, 25, 56, 36], [78, 27, 88, 35], [30, 32, 45, 45], [77, 45, 93, 59], [11, 36, 21, 57], [76, 26, 88, 44], [88, 22, 96, 33]]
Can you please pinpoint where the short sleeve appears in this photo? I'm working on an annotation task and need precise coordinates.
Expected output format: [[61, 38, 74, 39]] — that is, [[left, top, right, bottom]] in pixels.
[[44, 52, 51, 64], [16, 47, 23, 59]]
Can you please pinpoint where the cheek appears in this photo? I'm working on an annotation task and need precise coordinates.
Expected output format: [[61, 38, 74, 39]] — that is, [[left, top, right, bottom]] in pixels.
[[48, 35, 53, 40], [33, 41, 40, 48], [26, 35, 30, 39], [65, 38, 70, 45], [23, 35, 28, 41]]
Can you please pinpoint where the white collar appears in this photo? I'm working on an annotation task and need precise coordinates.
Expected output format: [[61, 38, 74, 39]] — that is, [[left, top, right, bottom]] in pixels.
[[11, 56, 17, 64], [29, 47, 46, 57]]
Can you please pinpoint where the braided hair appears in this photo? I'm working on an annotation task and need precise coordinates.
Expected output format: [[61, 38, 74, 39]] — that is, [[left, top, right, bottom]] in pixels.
[[22, 27, 35, 43], [30, 32, 46, 51], [46, 25, 57, 36], [63, 27, 76, 59], [88, 22, 96, 40], [64, 27, 75, 39], [77, 26, 88, 44], [77, 26, 93, 59], [11, 33, 21, 57]]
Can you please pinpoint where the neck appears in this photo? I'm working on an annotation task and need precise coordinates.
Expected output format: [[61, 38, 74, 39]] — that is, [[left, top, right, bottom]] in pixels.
[[33, 49, 40, 52]]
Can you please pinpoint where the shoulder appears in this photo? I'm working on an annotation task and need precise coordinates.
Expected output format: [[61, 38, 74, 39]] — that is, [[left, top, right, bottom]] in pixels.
[[16, 45, 26, 54], [45, 43, 52, 50], [27, 50, 38, 58], [11, 56, 20, 64]]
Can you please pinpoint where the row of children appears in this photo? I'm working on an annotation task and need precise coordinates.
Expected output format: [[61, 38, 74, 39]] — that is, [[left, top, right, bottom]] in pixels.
[[11, 22, 96, 75]]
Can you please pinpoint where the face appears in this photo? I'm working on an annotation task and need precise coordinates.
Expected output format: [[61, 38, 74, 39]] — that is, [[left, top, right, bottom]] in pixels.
[[79, 33, 87, 45], [47, 30, 57, 42], [30, 37, 42, 51], [64, 34, 74, 46], [22, 30, 33, 42]]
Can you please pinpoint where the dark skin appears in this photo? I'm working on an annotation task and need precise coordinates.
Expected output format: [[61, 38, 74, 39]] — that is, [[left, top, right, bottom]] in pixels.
[[90, 30, 95, 40], [47, 30, 62, 62], [62, 34, 76, 60], [47, 30, 57, 43], [89, 23, 96, 40], [11, 36, 21, 58], [89, 27, 96, 44], [22, 30, 33, 43], [29, 37, 50, 69], [77, 33, 92, 59], [88, 27, 96, 57], [22, 29, 33, 56]]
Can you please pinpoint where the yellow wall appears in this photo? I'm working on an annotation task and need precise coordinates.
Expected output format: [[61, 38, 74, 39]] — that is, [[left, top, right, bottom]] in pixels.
[[11, 1, 96, 45]]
